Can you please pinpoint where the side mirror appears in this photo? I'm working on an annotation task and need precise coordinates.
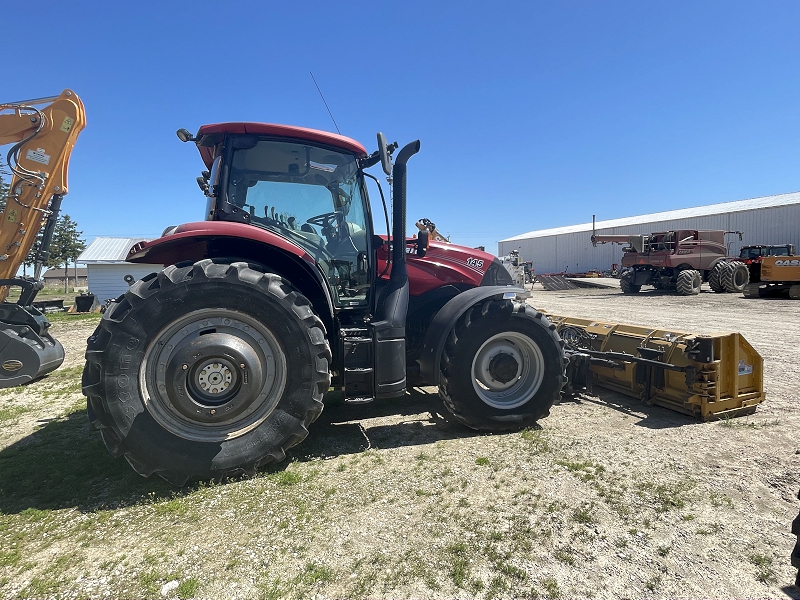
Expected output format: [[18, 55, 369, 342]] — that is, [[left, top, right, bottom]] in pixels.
[[416, 230, 429, 257], [176, 128, 195, 143], [377, 132, 393, 176]]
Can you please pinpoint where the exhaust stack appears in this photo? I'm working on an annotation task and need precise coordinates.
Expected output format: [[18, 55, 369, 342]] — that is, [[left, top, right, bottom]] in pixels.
[[372, 140, 420, 398]]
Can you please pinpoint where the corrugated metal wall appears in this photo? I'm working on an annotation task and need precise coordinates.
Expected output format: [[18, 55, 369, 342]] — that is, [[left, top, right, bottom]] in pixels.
[[87, 264, 160, 302], [498, 205, 800, 274]]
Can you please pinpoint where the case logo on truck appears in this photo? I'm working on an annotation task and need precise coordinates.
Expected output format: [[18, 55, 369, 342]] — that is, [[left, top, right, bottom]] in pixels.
[[775, 259, 800, 266]]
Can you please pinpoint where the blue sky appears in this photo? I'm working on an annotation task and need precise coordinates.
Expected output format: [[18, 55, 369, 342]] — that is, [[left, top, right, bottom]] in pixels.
[[3, 0, 798, 254]]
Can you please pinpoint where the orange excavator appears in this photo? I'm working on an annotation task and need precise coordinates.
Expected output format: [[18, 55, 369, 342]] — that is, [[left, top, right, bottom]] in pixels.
[[0, 90, 86, 386]]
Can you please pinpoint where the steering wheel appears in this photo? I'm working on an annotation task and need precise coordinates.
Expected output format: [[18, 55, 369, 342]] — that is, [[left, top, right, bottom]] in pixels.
[[306, 211, 343, 229]]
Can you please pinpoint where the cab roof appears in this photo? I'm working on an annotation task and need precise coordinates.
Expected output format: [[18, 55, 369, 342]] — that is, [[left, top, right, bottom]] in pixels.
[[196, 122, 368, 168]]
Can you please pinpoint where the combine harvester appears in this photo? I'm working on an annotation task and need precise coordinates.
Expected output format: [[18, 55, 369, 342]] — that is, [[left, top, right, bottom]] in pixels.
[[590, 217, 748, 296]]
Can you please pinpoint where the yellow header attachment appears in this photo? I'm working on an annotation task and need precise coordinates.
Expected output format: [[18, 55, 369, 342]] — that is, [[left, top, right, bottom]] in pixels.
[[547, 314, 765, 420], [0, 89, 86, 284]]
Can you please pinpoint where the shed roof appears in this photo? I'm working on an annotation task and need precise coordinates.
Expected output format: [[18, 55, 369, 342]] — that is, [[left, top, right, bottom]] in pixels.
[[78, 237, 149, 264], [43, 267, 87, 278], [500, 191, 800, 242]]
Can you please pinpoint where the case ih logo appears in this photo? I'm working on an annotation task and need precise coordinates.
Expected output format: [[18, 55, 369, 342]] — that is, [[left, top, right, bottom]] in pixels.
[[775, 259, 800, 266]]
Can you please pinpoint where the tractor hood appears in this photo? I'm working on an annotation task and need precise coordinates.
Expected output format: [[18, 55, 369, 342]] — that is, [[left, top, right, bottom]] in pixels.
[[377, 240, 512, 296]]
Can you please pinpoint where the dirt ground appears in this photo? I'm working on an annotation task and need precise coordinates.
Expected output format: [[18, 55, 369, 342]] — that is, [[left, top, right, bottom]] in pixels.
[[0, 286, 799, 599]]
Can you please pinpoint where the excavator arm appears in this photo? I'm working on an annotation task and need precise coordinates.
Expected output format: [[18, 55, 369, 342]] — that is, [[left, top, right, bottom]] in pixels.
[[0, 89, 86, 386], [0, 89, 86, 290]]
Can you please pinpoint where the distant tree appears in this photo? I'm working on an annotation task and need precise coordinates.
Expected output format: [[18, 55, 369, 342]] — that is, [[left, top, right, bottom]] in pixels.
[[22, 230, 43, 277], [0, 158, 9, 214], [48, 215, 86, 292]]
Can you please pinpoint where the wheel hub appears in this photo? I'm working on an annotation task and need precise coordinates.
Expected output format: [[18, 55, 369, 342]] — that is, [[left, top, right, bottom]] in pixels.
[[488, 352, 519, 384], [141, 310, 287, 442], [471, 331, 546, 410], [193, 358, 236, 404], [165, 332, 262, 420]]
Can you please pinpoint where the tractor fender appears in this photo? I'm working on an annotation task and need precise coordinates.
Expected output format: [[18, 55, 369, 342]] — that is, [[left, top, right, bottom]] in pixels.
[[126, 222, 335, 321], [418, 286, 525, 386]]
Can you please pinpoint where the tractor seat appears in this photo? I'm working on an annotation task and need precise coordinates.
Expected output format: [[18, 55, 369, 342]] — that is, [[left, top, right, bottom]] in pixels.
[[297, 223, 325, 248], [347, 222, 367, 252]]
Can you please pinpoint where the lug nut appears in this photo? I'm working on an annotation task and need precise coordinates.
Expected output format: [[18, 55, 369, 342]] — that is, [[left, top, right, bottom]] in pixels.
[[182, 364, 188, 370]]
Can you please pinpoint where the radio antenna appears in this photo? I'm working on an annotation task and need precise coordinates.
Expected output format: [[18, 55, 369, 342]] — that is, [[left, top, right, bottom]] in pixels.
[[310, 71, 341, 134]]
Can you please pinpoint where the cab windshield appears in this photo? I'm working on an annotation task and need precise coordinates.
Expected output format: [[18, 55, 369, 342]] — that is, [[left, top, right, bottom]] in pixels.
[[226, 139, 371, 306], [740, 247, 765, 259]]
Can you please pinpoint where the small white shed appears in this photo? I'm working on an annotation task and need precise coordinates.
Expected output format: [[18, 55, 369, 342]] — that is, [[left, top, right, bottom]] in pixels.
[[77, 237, 155, 303]]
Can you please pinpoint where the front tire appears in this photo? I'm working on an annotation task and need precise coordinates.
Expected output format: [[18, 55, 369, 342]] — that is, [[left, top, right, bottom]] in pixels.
[[620, 270, 641, 294], [82, 260, 331, 485], [676, 269, 701, 296], [721, 262, 749, 292], [438, 299, 566, 431]]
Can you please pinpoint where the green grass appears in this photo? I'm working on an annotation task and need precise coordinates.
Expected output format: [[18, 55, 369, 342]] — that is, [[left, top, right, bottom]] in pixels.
[[748, 553, 776, 584], [177, 577, 201, 599], [0, 404, 30, 422], [571, 502, 597, 525], [520, 427, 550, 454], [635, 479, 694, 513], [46, 311, 103, 323], [272, 470, 302, 486]]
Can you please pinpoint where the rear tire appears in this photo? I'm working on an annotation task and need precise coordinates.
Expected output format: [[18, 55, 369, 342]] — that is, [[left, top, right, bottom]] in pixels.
[[676, 269, 701, 296], [708, 262, 726, 293], [721, 262, 749, 292], [82, 259, 331, 485], [438, 299, 566, 431], [620, 271, 641, 294]]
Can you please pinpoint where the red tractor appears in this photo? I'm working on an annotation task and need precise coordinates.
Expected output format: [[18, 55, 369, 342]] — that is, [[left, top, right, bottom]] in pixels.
[[591, 226, 748, 296], [82, 124, 567, 484]]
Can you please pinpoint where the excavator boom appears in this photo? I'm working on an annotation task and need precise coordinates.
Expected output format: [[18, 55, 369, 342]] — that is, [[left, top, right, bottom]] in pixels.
[[0, 90, 86, 285]]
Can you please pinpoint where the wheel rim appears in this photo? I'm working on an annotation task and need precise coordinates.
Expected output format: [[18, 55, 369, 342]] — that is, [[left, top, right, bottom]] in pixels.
[[471, 332, 545, 409], [140, 308, 286, 442], [733, 266, 747, 287]]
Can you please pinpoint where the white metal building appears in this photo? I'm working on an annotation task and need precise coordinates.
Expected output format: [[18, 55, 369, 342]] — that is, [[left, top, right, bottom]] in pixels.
[[499, 191, 800, 275], [77, 237, 153, 302]]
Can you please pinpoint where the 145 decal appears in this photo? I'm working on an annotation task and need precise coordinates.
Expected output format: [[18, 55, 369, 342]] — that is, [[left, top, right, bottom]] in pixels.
[[466, 257, 484, 269]]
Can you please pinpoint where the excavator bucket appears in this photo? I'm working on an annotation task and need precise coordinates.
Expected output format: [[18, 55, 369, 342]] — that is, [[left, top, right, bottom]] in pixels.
[[0, 311, 64, 387], [547, 313, 764, 420]]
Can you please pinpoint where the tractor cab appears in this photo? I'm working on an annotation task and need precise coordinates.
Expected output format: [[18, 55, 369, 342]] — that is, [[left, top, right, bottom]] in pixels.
[[191, 124, 376, 308]]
